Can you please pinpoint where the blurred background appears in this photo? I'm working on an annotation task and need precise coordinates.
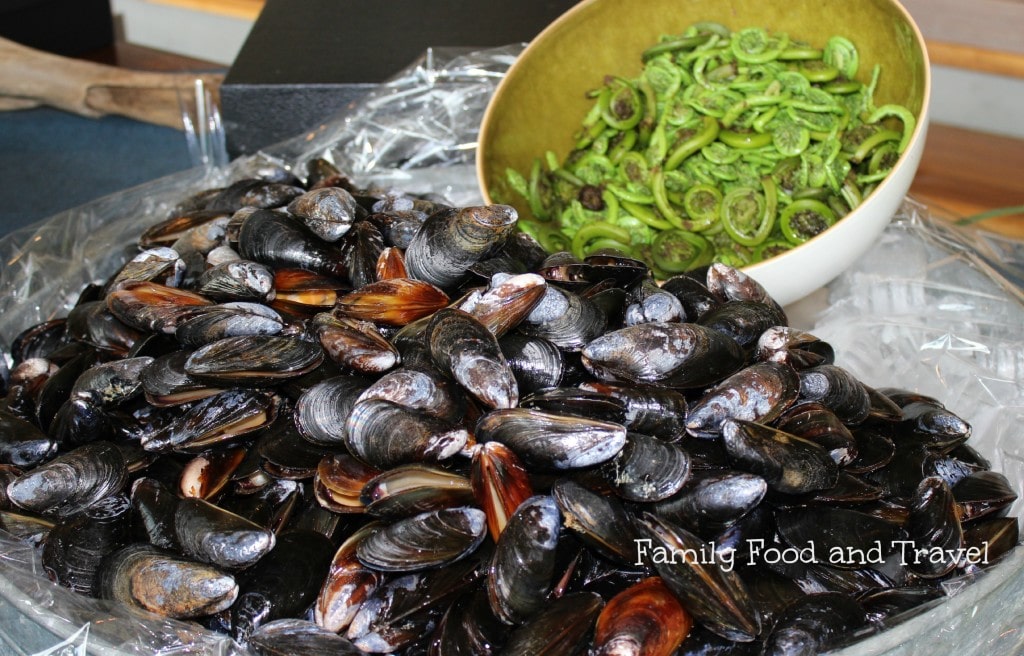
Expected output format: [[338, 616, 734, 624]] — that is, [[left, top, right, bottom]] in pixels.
[[1, 0, 1022, 237]]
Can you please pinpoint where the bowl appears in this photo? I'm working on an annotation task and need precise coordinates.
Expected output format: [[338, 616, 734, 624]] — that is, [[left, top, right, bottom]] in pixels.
[[476, 0, 930, 306]]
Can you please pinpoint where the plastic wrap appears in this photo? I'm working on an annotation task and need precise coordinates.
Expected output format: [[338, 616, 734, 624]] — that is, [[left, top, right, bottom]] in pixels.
[[1, 46, 1022, 655]]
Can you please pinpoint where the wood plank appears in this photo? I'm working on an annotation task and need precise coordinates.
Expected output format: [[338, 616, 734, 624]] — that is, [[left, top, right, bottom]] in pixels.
[[910, 123, 1024, 237], [927, 40, 1024, 79]]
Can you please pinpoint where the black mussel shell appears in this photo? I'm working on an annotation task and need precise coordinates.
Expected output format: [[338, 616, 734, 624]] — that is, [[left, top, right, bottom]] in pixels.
[[487, 495, 561, 624], [355, 506, 487, 572], [7, 441, 128, 517], [249, 619, 360, 655]]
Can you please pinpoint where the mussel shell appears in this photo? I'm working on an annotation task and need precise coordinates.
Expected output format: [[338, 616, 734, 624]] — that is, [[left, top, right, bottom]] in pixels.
[[130, 477, 181, 550], [654, 470, 767, 536], [356, 366, 465, 423], [294, 375, 371, 447], [519, 387, 627, 425], [375, 246, 408, 280], [428, 308, 519, 409], [174, 302, 284, 347], [230, 529, 336, 643], [41, 493, 132, 595], [499, 591, 604, 655], [106, 281, 215, 334], [222, 478, 303, 533], [355, 506, 487, 572], [579, 380, 688, 441], [498, 333, 566, 394], [698, 299, 787, 351], [174, 497, 277, 569], [0, 407, 58, 467], [345, 220, 386, 289], [258, 419, 334, 479], [7, 441, 128, 517], [404, 204, 518, 289], [859, 586, 946, 625], [139, 209, 231, 249], [952, 470, 1018, 522], [207, 178, 304, 212], [194, 260, 275, 302], [236, 209, 348, 278], [581, 322, 744, 390], [334, 278, 450, 326], [457, 272, 547, 338], [904, 476, 963, 578], [314, 453, 381, 514], [685, 361, 800, 438], [552, 478, 640, 564], [140, 350, 223, 407], [520, 285, 607, 352], [184, 335, 324, 385], [476, 407, 627, 471], [69, 356, 153, 408], [625, 278, 686, 326], [99, 542, 238, 619], [635, 513, 761, 642], [347, 550, 487, 651], [430, 588, 507, 656], [592, 576, 693, 656], [269, 268, 345, 314], [721, 419, 838, 495], [486, 495, 561, 624], [706, 262, 780, 309], [797, 364, 871, 426], [315, 522, 383, 632], [313, 314, 400, 374], [470, 441, 534, 542], [847, 427, 895, 474], [897, 401, 973, 452], [344, 399, 469, 469], [249, 619, 361, 655], [601, 433, 691, 503], [66, 301, 144, 358], [659, 274, 718, 323], [34, 350, 95, 434], [762, 592, 868, 655], [775, 402, 858, 467], [10, 318, 69, 364], [774, 507, 903, 569], [961, 517, 1019, 567], [140, 389, 279, 453], [179, 446, 248, 499], [755, 326, 835, 369], [286, 186, 359, 242], [361, 464, 474, 518]]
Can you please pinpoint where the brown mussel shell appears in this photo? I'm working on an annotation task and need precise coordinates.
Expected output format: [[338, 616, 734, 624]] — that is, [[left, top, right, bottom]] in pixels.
[[592, 577, 693, 656], [99, 542, 238, 619]]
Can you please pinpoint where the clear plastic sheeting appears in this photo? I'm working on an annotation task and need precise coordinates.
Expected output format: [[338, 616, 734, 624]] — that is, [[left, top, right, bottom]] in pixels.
[[0, 46, 1023, 655]]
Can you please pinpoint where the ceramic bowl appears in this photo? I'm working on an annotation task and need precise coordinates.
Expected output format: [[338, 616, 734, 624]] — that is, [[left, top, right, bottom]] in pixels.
[[477, 0, 930, 306]]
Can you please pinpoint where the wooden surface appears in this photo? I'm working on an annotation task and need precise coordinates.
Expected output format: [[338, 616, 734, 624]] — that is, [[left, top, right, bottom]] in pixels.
[[910, 123, 1024, 237], [74, 42, 1023, 239]]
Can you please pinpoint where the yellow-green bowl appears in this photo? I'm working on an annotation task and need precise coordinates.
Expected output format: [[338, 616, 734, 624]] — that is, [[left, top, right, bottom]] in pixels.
[[477, 0, 930, 306]]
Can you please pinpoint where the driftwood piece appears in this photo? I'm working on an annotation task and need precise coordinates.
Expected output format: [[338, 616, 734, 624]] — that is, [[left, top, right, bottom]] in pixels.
[[0, 36, 224, 129]]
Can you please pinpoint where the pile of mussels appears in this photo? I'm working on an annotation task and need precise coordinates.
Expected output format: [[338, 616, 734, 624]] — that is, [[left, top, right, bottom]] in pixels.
[[0, 159, 1019, 656]]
